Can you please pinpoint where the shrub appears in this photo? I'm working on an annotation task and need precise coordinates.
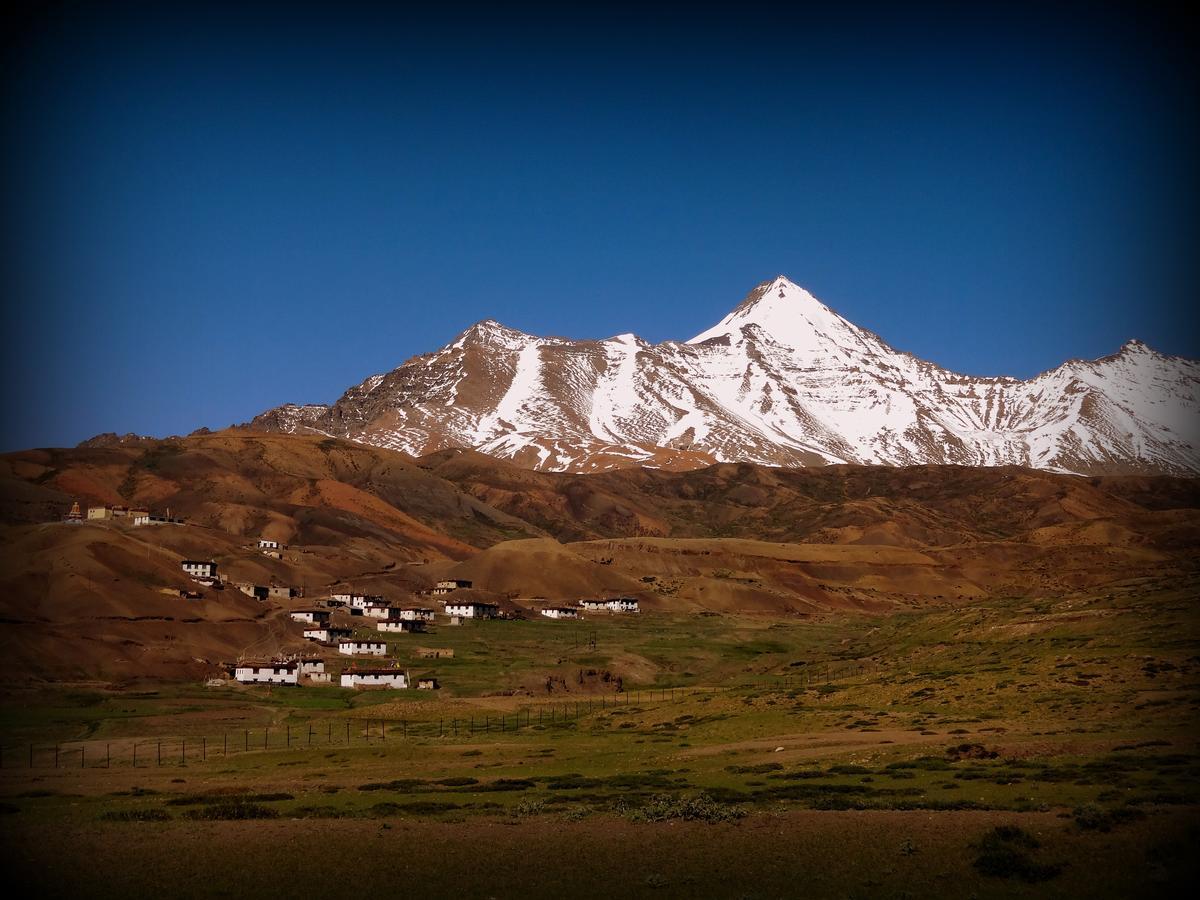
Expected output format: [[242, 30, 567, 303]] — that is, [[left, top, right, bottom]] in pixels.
[[513, 797, 548, 817], [183, 802, 279, 821], [972, 826, 1061, 882], [99, 809, 171, 822], [628, 793, 745, 824]]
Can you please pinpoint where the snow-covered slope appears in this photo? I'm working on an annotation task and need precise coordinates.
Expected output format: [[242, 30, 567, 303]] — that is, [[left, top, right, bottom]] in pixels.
[[249, 276, 1200, 475]]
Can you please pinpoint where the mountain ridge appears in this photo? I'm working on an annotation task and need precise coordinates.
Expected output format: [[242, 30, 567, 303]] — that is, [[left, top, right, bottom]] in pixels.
[[248, 276, 1200, 476]]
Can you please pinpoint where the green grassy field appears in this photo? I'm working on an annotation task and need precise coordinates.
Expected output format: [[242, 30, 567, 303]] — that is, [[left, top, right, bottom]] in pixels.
[[2, 574, 1198, 897]]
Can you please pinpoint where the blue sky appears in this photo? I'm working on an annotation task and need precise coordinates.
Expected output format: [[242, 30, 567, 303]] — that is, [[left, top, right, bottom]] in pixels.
[[2, 2, 1196, 450]]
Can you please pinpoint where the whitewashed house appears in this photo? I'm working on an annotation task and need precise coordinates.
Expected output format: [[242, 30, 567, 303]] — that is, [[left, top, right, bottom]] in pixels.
[[432, 579, 472, 596], [362, 604, 393, 619], [605, 598, 640, 613], [341, 667, 407, 689], [396, 607, 437, 622], [541, 606, 580, 620], [298, 658, 330, 684], [233, 660, 298, 685], [377, 619, 425, 634], [338, 640, 387, 656], [133, 512, 184, 526], [303, 626, 350, 643], [182, 560, 218, 579], [290, 610, 330, 625], [258, 538, 285, 550], [444, 601, 499, 619], [350, 594, 386, 610], [269, 585, 300, 600], [578, 598, 608, 612]]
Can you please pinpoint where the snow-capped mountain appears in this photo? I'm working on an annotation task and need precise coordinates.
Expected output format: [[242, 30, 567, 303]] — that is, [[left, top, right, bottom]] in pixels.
[[249, 276, 1200, 475]]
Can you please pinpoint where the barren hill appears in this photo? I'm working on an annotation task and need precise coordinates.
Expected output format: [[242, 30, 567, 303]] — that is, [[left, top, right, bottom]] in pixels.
[[1, 431, 1197, 680]]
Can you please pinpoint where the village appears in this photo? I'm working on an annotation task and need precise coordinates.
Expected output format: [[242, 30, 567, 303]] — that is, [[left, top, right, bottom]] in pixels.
[[61, 502, 643, 695]]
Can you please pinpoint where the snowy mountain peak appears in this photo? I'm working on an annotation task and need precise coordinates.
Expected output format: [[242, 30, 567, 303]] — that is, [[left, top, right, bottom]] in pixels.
[[249, 276, 1199, 476], [687, 274, 881, 356]]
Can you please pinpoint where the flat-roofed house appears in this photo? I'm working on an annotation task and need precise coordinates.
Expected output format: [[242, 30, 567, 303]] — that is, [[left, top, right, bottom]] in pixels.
[[134, 512, 184, 526], [577, 598, 608, 612], [303, 625, 350, 643], [362, 604, 393, 619], [258, 538, 285, 550], [605, 598, 640, 613], [541, 606, 579, 620], [290, 610, 330, 625], [349, 594, 386, 610], [377, 619, 426, 634], [233, 660, 299, 685], [340, 667, 407, 689], [444, 601, 499, 619], [269, 585, 301, 600], [182, 560, 218, 579], [432, 579, 472, 596], [396, 607, 437, 622], [338, 640, 388, 656], [237, 583, 270, 601]]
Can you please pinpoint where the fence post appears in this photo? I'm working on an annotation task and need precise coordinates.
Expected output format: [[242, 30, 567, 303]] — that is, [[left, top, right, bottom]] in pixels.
[[346, 722, 350, 743], [287, 725, 291, 748], [202, 737, 206, 762], [81, 746, 85, 769], [265, 728, 269, 750], [181, 740, 186, 766], [54, 744, 59, 768], [133, 743, 137, 767], [106, 743, 111, 768], [157, 742, 161, 767], [381, 721, 386, 741]]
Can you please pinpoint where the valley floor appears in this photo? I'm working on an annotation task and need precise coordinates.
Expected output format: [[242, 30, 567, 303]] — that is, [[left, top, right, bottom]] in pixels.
[[2, 575, 1198, 897]]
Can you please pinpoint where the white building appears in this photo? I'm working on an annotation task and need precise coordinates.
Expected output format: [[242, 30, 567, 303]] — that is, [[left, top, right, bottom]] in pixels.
[[338, 640, 387, 656], [303, 626, 350, 643], [578, 598, 640, 613], [233, 660, 298, 685], [290, 610, 330, 625], [349, 594, 386, 609], [362, 605, 393, 619], [432, 579, 472, 595], [182, 560, 218, 579], [444, 601, 499, 619], [298, 658, 325, 676], [605, 598, 640, 613], [88, 505, 129, 520], [541, 606, 580, 620], [341, 668, 407, 689], [396, 607, 437, 622], [133, 513, 184, 526], [258, 538, 284, 550], [377, 619, 425, 634]]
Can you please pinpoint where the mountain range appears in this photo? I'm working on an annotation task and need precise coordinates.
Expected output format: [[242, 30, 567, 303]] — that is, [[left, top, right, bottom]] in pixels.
[[249, 276, 1199, 476]]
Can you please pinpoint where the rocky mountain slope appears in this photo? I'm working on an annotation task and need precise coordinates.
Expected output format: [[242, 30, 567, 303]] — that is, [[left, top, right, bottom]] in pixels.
[[249, 276, 1200, 476]]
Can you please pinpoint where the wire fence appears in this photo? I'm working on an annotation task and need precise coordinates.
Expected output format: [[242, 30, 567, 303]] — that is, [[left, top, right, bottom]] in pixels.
[[0, 662, 878, 772]]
